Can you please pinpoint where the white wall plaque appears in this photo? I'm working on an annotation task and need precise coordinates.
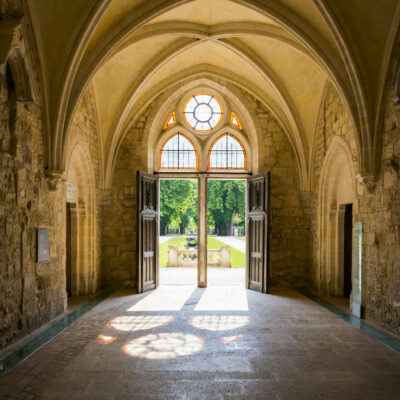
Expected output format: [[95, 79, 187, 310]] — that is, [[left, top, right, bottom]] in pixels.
[[66, 181, 77, 199]]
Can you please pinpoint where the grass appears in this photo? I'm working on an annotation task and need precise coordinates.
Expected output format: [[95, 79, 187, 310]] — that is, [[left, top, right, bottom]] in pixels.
[[207, 237, 245, 267], [159, 236, 245, 267], [159, 237, 188, 266]]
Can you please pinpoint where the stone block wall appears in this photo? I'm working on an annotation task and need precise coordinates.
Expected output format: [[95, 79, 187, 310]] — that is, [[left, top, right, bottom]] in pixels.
[[309, 72, 400, 335], [308, 82, 360, 290], [101, 111, 149, 289], [0, 30, 103, 348], [244, 92, 310, 286], [0, 98, 66, 350], [356, 50, 400, 335], [66, 86, 103, 294]]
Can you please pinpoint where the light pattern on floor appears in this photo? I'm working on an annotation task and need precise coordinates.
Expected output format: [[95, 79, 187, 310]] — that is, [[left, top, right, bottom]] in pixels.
[[97, 334, 117, 344], [220, 334, 244, 344], [122, 333, 204, 359], [194, 286, 249, 310], [190, 315, 250, 331], [108, 315, 174, 331], [127, 286, 196, 311]]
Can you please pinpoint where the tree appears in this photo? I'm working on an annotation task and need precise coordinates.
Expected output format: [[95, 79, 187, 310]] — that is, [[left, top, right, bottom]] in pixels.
[[159, 179, 198, 234], [207, 180, 245, 236]]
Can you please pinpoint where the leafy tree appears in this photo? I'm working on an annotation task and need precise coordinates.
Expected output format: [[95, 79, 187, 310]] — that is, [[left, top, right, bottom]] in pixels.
[[159, 179, 198, 234], [207, 180, 245, 236]]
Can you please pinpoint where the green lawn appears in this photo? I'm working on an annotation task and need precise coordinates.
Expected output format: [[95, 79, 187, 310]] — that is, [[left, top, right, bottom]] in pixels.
[[159, 236, 245, 267], [159, 237, 188, 266]]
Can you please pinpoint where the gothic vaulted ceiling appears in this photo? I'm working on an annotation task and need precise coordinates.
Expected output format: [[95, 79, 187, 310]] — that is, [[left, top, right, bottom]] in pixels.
[[26, 0, 400, 189]]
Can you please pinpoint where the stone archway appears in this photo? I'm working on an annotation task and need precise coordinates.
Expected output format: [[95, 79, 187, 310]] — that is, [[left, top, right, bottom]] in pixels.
[[65, 142, 98, 296], [318, 136, 357, 297]]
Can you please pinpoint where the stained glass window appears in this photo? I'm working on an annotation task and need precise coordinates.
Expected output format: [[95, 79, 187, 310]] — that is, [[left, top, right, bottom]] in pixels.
[[208, 134, 246, 169], [160, 133, 197, 169], [184, 93, 222, 132], [164, 112, 176, 129], [230, 112, 242, 129]]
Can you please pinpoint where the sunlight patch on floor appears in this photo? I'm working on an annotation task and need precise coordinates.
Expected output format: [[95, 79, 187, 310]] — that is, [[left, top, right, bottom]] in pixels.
[[190, 315, 250, 331], [97, 334, 117, 345], [122, 333, 204, 359], [127, 285, 196, 311], [108, 315, 174, 332], [220, 334, 244, 344], [194, 286, 249, 311]]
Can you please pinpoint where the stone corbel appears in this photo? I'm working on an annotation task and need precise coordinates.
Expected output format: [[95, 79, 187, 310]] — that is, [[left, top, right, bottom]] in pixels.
[[356, 174, 377, 193], [45, 169, 64, 191], [99, 189, 113, 206]]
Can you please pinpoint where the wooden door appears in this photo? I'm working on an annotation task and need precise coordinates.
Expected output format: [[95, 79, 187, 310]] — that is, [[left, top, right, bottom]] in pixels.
[[137, 171, 159, 293], [247, 172, 270, 293]]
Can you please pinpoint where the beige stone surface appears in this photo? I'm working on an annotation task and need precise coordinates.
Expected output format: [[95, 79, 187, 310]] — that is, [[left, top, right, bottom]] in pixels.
[[1, 287, 399, 399], [1, 0, 400, 351]]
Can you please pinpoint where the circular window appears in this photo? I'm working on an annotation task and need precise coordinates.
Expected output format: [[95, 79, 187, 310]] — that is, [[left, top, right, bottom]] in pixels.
[[184, 93, 223, 132]]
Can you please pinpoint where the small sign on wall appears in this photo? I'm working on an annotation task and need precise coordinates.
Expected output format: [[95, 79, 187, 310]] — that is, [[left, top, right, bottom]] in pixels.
[[66, 181, 77, 200], [37, 228, 50, 262]]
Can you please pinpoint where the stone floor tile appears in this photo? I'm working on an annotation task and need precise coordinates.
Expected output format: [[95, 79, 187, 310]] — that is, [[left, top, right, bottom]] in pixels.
[[0, 286, 399, 400]]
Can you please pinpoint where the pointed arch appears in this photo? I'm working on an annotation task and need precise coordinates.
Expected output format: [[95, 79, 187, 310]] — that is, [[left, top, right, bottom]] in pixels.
[[208, 133, 246, 170], [164, 112, 176, 129], [159, 132, 198, 169], [230, 112, 242, 129]]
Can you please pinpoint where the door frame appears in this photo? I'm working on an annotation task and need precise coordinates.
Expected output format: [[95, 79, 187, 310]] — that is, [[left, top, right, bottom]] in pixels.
[[156, 172, 250, 288], [246, 172, 270, 294], [137, 171, 159, 293]]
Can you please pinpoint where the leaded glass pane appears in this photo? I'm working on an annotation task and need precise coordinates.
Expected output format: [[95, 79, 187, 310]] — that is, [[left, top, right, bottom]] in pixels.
[[184, 93, 222, 132], [209, 134, 246, 169], [160, 134, 197, 169]]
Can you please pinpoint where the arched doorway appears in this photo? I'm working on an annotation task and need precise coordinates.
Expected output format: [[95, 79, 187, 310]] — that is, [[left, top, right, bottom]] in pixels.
[[137, 89, 270, 292], [318, 137, 357, 302], [65, 143, 98, 297]]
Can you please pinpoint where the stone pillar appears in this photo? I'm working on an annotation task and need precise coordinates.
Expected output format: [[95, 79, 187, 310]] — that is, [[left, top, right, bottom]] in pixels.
[[198, 175, 207, 287], [167, 245, 178, 267], [219, 245, 231, 267]]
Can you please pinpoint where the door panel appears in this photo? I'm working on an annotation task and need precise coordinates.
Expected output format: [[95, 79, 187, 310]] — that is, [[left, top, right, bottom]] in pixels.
[[247, 172, 270, 293], [137, 171, 159, 293]]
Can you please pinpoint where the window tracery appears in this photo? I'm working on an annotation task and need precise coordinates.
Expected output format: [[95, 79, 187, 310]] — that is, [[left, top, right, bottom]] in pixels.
[[183, 93, 222, 132], [159, 133, 197, 169], [208, 134, 246, 169]]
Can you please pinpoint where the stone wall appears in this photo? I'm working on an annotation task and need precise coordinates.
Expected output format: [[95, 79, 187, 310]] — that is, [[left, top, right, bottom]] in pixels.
[[356, 50, 400, 335], [102, 110, 149, 289], [309, 82, 360, 290], [244, 93, 310, 286], [65, 86, 103, 295], [0, 85, 66, 350], [309, 72, 400, 335], [0, 27, 103, 348]]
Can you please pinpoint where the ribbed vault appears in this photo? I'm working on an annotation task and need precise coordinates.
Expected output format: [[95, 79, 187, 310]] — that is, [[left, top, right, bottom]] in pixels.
[[26, 0, 400, 188]]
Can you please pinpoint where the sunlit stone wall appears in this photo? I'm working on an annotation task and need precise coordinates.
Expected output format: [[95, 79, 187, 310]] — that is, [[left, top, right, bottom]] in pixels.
[[101, 108, 150, 289], [244, 92, 310, 287]]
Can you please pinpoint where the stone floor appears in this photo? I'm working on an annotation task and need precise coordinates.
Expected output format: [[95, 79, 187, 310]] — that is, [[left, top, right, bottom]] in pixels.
[[160, 267, 245, 286], [1, 286, 400, 400]]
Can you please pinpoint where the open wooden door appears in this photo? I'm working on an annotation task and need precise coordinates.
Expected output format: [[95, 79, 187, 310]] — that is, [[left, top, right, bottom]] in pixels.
[[137, 171, 159, 293], [246, 172, 270, 293]]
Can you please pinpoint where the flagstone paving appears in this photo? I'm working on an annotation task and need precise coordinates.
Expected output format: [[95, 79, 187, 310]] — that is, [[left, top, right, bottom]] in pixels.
[[1, 286, 399, 400]]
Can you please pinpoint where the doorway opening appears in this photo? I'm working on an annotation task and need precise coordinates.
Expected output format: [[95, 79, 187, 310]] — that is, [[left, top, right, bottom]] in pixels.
[[343, 203, 353, 298], [159, 178, 198, 285], [207, 179, 246, 286], [66, 202, 74, 298]]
